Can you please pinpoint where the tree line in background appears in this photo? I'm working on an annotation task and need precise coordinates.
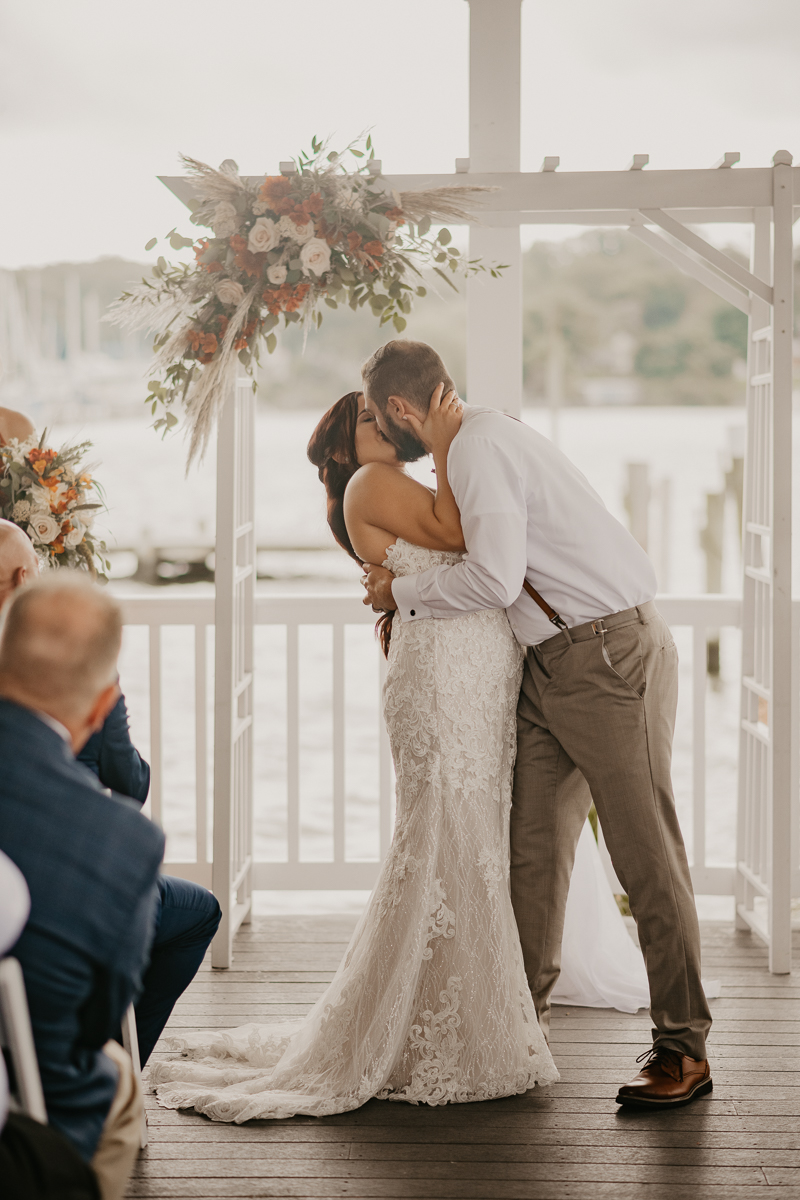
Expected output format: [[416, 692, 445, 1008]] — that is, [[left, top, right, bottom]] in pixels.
[[5, 231, 799, 410]]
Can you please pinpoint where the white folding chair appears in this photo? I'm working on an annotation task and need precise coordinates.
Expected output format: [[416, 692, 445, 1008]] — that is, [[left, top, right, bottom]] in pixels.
[[0, 956, 47, 1123], [120, 1003, 148, 1149]]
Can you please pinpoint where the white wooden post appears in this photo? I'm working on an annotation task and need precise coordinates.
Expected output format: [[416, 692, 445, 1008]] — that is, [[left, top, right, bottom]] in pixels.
[[465, 0, 522, 416], [211, 371, 255, 968], [735, 154, 795, 973], [767, 151, 794, 973]]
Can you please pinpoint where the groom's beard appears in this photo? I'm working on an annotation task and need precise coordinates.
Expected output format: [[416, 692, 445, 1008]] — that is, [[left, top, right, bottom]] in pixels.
[[380, 411, 428, 463]]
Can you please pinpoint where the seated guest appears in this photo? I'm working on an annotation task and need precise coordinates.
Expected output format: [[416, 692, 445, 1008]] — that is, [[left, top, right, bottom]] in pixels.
[[0, 577, 163, 1199], [0, 849, 100, 1200], [0, 406, 35, 447], [0, 519, 221, 1066]]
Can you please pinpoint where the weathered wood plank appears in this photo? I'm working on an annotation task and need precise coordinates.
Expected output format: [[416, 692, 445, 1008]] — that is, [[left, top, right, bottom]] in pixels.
[[127, 1182, 780, 1200], [128, 919, 796, 1200], [132, 1159, 770, 1183]]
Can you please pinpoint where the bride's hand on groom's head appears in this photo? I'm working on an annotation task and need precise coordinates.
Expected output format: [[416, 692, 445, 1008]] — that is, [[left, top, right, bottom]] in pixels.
[[361, 565, 397, 612], [403, 383, 463, 457]]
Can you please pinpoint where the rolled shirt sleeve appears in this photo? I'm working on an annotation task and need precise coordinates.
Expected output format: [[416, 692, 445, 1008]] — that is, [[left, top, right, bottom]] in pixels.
[[392, 435, 529, 621]]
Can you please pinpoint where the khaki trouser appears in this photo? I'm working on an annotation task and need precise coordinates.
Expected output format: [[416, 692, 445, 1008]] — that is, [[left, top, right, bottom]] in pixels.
[[90, 1040, 143, 1200], [511, 600, 712, 1061]]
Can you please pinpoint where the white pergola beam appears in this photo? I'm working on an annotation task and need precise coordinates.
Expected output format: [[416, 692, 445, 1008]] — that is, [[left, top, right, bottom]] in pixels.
[[160, 169, 800, 222], [640, 208, 773, 304], [628, 217, 751, 315]]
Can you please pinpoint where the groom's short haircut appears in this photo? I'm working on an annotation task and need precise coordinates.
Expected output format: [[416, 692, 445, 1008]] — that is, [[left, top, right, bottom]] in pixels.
[[361, 340, 456, 415]]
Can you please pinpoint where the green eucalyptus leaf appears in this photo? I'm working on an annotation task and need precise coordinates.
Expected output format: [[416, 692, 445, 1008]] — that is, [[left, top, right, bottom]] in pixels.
[[433, 267, 459, 292], [238, 349, 251, 366], [266, 332, 277, 354], [286, 269, 302, 284], [417, 216, 432, 236], [416, 286, 427, 297], [145, 237, 158, 251], [325, 298, 338, 309], [392, 314, 407, 333], [437, 228, 452, 245]]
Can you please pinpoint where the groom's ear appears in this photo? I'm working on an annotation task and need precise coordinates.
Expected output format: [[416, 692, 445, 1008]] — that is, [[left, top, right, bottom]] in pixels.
[[386, 394, 408, 421]]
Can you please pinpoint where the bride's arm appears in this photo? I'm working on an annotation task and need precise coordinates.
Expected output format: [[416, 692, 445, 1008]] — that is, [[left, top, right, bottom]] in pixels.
[[345, 462, 465, 555], [344, 399, 465, 555]]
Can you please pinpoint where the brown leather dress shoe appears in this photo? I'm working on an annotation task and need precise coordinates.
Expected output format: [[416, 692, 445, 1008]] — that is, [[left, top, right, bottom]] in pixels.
[[616, 1047, 712, 1108]]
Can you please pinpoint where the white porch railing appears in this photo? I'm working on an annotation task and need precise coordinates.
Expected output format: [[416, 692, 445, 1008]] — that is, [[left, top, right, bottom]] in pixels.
[[117, 592, 798, 918]]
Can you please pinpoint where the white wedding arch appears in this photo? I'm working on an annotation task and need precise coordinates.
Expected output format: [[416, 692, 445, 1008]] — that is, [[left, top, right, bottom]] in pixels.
[[160, 0, 796, 971]]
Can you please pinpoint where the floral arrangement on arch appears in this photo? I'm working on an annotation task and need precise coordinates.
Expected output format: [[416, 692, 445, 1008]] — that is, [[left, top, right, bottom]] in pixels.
[[109, 136, 500, 463], [0, 434, 109, 578]]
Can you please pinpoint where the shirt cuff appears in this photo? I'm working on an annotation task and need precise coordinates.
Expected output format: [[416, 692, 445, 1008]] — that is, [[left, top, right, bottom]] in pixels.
[[392, 574, 431, 622]]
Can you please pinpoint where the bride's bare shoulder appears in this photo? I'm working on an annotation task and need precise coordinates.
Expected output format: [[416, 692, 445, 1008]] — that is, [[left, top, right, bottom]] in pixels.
[[345, 463, 423, 507]]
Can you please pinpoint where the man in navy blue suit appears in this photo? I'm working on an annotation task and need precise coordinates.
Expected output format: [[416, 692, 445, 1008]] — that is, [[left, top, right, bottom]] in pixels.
[[0, 577, 162, 1198], [0, 519, 221, 1068]]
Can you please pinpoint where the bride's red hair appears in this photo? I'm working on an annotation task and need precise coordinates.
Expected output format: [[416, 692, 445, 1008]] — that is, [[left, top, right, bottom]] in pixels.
[[307, 393, 393, 656]]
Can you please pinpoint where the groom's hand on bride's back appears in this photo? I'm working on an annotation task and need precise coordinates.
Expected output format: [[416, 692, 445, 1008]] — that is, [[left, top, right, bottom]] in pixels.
[[362, 565, 397, 612]]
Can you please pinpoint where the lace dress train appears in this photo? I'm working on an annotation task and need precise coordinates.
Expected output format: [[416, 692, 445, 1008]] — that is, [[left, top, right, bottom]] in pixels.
[[149, 540, 557, 1122]]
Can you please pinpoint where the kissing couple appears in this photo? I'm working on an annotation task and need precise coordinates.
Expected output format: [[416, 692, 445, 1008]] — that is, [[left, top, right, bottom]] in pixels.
[[151, 339, 713, 1121]]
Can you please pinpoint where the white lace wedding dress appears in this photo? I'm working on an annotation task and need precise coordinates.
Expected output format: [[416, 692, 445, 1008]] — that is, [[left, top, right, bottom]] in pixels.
[[150, 540, 558, 1122]]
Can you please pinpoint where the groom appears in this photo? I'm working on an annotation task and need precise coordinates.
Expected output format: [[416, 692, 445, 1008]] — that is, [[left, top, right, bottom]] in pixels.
[[361, 339, 713, 1109]]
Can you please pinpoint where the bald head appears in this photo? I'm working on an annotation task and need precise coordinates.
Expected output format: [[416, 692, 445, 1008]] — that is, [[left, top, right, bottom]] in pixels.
[[0, 576, 122, 735], [0, 407, 35, 447], [0, 520, 39, 608]]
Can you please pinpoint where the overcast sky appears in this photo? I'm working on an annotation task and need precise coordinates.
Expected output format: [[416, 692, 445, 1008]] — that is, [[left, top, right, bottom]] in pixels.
[[1, 0, 798, 268]]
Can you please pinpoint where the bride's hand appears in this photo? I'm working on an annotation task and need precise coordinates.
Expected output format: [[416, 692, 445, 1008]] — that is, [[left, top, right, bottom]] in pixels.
[[403, 383, 463, 456]]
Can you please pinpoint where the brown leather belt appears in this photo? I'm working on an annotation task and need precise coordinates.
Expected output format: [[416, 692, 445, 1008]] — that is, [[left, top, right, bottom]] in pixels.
[[535, 599, 658, 651]]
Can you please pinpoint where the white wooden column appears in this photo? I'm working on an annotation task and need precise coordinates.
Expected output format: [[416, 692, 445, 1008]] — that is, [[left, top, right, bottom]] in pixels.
[[767, 151, 794, 972], [465, 0, 522, 416], [736, 153, 795, 973], [211, 371, 256, 968]]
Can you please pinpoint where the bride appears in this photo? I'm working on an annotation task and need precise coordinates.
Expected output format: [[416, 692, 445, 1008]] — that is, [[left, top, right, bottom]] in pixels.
[[149, 388, 647, 1123]]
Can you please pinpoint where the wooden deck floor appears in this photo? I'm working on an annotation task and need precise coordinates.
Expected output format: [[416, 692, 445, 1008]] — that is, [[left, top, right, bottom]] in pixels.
[[130, 917, 800, 1200]]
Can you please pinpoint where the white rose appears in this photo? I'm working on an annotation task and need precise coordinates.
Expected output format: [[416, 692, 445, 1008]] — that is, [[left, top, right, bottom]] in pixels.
[[216, 279, 245, 307], [29, 513, 61, 544], [248, 217, 279, 254], [278, 214, 315, 244], [267, 263, 288, 286], [11, 499, 31, 522], [30, 490, 51, 515], [212, 201, 239, 238], [300, 238, 332, 278], [65, 523, 84, 547]]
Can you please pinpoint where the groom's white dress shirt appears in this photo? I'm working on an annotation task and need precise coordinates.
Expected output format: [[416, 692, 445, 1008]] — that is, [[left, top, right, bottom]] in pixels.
[[391, 406, 657, 646]]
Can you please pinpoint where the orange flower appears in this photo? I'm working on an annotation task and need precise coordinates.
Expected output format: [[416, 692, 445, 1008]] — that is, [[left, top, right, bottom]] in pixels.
[[230, 234, 265, 278], [234, 319, 258, 351], [363, 240, 383, 257], [385, 206, 405, 226], [257, 176, 298, 215], [261, 282, 311, 316], [347, 231, 362, 253], [306, 192, 323, 216], [31, 459, 46, 476]]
